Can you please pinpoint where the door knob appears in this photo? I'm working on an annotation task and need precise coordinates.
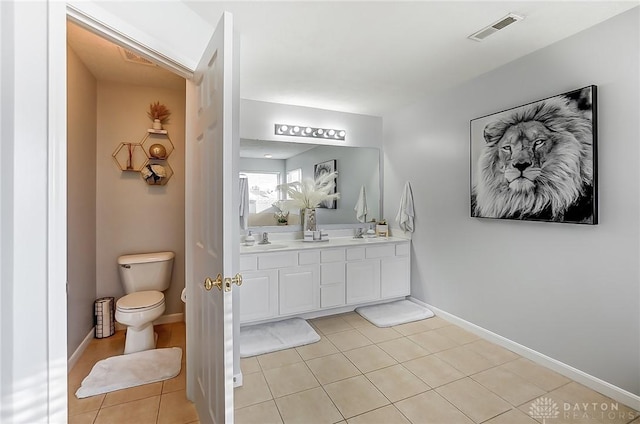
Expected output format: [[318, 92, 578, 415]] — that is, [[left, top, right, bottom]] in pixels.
[[204, 274, 223, 291], [223, 273, 243, 292]]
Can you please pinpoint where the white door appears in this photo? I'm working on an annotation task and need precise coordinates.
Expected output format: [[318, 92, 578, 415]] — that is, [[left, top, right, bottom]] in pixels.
[[185, 12, 240, 424]]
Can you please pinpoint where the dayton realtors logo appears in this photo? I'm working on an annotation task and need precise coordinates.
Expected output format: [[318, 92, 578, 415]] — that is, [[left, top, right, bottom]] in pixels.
[[529, 397, 560, 423], [529, 397, 638, 423], [562, 401, 637, 422]]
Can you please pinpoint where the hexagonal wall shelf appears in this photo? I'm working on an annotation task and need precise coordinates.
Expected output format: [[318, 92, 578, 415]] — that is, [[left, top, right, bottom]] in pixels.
[[140, 129, 174, 160], [140, 159, 174, 186], [113, 129, 176, 185], [112, 142, 146, 172]]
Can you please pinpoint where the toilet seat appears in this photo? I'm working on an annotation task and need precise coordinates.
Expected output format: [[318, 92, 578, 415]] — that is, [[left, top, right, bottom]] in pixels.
[[117, 290, 164, 313]]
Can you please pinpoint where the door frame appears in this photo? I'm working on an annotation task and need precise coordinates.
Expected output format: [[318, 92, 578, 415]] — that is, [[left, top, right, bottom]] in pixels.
[[66, 0, 242, 383]]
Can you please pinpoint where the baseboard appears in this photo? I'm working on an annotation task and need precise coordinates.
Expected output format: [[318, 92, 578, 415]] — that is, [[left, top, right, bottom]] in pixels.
[[234, 372, 243, 388], [154, 312, 184, 325], [68, 327, 95, 372], [408, 297, 640, 411], [114, 313, 185, 331]]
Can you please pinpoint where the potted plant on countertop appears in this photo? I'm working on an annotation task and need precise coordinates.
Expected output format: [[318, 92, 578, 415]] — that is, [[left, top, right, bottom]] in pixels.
[[272, 201, 290, 226], [376, 219, 389, 237], [147, 101, 171, 130], [277, 172, 340, 232]]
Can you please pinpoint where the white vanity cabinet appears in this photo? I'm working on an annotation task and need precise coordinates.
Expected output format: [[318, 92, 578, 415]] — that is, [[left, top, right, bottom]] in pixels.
[[239, 239, 410, 324], [279, 264, 320, 315], [238, 269, 278, 322], [381, 243, 410, 298], [320, 249, 347, 309]]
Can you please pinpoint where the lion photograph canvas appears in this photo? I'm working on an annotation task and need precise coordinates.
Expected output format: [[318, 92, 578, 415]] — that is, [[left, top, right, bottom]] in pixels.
[[470, 86, 597, 224]]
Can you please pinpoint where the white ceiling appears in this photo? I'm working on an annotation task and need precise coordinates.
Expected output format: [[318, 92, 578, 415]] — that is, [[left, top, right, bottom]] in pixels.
[[67, 1, 638, 117]]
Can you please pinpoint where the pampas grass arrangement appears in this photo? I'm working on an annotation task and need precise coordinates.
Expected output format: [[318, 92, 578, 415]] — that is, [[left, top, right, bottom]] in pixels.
[[278, 171, 340, 210], [147, 101, 171, 124]]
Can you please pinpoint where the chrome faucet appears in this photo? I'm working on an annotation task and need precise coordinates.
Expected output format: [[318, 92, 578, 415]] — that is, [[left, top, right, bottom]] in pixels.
[[354, 228, 365, 239], [258, 232, 270, 244]]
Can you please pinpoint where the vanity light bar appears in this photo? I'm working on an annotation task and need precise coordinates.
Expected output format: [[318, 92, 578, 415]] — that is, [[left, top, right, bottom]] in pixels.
[[274, 124, 346, 141]]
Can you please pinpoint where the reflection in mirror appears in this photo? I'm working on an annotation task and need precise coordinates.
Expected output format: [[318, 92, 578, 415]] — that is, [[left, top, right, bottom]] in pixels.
[[240, 139, 380, 230]]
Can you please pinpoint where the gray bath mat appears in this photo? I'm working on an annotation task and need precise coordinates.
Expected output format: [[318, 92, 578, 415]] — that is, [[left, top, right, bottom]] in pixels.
[[356, 300, 434, 327], [240, 317, 320, 357]]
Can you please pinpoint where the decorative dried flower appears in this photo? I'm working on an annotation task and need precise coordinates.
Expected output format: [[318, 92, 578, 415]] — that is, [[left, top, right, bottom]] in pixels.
[[277, 171, 340, 209], [147, 101, 171, 124]]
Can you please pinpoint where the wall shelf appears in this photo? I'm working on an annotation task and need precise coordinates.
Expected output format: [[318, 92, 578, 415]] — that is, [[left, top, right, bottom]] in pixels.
[[112, 142, 146, 172], [112, 128, 175, 185]]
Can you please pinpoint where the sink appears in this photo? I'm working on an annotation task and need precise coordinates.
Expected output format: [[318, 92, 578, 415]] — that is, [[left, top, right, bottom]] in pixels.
[[244, 243, 288, 251]]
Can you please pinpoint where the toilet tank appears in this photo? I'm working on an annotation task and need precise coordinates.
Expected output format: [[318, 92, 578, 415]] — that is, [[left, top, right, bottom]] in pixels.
[[117, 251, 175, 294]]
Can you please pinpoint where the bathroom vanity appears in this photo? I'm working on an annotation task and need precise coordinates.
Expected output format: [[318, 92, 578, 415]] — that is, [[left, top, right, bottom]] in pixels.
[[238, 237, 410, 324]]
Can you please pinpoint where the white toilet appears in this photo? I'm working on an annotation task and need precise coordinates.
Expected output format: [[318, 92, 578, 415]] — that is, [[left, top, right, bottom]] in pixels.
[[115, 251, 175, 354]]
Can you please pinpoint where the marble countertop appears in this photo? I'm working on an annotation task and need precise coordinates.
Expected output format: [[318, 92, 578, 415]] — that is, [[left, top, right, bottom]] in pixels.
[[240, 236, 409, 254]]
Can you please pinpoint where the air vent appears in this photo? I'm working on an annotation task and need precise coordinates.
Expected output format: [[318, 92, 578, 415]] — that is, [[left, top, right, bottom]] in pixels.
[[118, 47, 155, 66], [468, 13, 523, 42]]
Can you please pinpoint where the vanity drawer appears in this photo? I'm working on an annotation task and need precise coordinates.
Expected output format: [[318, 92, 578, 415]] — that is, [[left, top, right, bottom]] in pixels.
[[396, 243, 410, 257], [240, 255, 257, 271], [299, 251, 320, 265], [258, 252, 297, 270], [365, 245, 395, 259], [321, 248, 345, 263]]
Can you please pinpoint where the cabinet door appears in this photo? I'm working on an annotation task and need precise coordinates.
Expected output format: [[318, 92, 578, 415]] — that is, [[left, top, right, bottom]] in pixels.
[[321, 263, 346, 308], [381, 256, 410, 299], [238, 269, 278, 323], [346, 260, 381, 305], [279, 265, 320, 315]]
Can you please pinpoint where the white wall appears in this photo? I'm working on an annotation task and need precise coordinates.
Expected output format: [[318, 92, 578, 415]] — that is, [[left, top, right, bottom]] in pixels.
[[383, 8, 639, 396], [96, 81, 186, 316], [67, 45, 97, 356]]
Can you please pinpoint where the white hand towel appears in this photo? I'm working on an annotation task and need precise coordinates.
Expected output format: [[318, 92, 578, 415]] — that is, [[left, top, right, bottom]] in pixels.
[[239, 177, 249, 230], [354, 185, 368, 223], [395, 182, 415, 233]]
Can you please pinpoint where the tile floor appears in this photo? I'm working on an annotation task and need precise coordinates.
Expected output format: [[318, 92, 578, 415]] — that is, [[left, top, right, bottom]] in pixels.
[[235, 313, 639, 424], [68, 322, 198, 424], [69, 315, 639, 424]]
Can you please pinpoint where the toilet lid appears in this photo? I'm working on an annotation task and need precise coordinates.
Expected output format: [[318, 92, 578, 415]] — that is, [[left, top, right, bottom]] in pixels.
[[117, 290, 164, 310]]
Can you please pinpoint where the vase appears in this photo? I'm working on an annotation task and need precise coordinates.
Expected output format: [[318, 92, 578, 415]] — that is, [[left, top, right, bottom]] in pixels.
[[303, 208, 317, 232], [152, 119, 163, 130]]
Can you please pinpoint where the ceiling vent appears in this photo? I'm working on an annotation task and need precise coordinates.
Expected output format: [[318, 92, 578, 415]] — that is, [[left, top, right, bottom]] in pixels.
[[118, 47, 155, 66], [468, 13, 523, 42]]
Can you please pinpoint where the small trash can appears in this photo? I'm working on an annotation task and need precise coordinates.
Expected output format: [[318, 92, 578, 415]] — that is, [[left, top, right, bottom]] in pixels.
[[94, 297, 115, 338]]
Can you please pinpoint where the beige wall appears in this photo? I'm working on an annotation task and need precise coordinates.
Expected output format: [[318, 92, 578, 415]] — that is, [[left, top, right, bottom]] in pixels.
[[96, 81, 186, 315], [67, 46, 98, 356]]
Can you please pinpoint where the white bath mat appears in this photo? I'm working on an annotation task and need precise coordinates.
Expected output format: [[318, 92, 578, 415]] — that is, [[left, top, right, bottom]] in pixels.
[[75, 347, 182, 398], [356, 300, 434, 328], [240, 317, 320, 358]]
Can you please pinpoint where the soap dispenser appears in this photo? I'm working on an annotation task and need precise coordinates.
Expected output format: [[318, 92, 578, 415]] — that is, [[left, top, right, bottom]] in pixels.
[[366, 223, 376, 238], [245, 231, 256, 246]]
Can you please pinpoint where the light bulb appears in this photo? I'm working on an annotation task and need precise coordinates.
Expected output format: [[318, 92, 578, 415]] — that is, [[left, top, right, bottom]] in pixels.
[[264, 154, 273, 158], [280, 125, 288, 133], [328, 129, 336, 136], [305, 127, 312, 134], [293, 126, 300, 133], [317, 129, 324, 135], [338, 130, 346, 138]]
